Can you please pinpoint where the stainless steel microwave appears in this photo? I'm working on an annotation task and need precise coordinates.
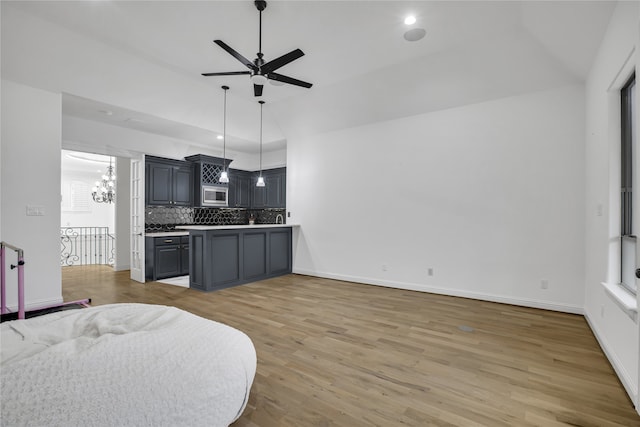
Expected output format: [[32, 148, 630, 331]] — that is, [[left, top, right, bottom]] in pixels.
[[202, 185, 228, 207]]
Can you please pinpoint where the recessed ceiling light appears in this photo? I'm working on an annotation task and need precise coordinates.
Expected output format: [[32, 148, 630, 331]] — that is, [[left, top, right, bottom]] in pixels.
[[404, 28, 426, 42], [98, 109, 113, 116], [404, 15, 416, 25], [217, 135, 224, 140]]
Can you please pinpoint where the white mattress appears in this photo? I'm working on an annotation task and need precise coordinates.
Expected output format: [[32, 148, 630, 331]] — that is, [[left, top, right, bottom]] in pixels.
[[0, 303, 256, 427]]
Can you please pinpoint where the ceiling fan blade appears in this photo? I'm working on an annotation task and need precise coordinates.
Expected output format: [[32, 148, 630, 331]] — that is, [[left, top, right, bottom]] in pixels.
[[269, 72, 313, 89], [261, 49, 305, 74], [201, 71, 251, 76], [254, 84, 264, 97], [214, 40, 256, 70]]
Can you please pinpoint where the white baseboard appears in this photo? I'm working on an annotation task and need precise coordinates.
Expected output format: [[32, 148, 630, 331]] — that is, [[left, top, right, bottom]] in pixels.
[[584, 310, 638, 411], [113, 264, 130, 272], [292, 268, 584, 314]]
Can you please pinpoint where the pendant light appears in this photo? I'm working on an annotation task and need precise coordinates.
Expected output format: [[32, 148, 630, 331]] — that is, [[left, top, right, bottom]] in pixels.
[[219, 85, 230, 183], [256, 100, 265, 187]]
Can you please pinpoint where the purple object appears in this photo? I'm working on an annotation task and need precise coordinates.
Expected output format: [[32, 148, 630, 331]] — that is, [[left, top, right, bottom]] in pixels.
[[17, 252, 25, 320], [1, 242, 25, 319], [1, 245, 6, 315], [1, 242, 90, 320]]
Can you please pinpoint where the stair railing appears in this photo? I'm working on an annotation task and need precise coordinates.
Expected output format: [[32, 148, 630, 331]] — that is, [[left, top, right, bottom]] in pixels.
[[61, 227, 115, 266]]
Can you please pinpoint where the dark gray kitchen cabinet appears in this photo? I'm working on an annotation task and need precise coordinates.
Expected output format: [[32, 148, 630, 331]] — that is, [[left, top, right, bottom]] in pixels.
[[145, 235, 190, 281], [180, 236, 190, 276], [146, 156, 193, 206], [155, 243, 181, 279], [228, 169, 251, 208], [251, 175, 267, 209], [266, 170, 285, 208], [173, 167, 193, 206], [251, 167, 286, 208], [185, 154, 229, 207], [189, 226, 292, 291]]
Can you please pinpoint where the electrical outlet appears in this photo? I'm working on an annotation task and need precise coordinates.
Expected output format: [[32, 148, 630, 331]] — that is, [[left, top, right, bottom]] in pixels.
[[540, 279, 549, 289], [382, 264, 388, 272], [427, 268, 434, 276]]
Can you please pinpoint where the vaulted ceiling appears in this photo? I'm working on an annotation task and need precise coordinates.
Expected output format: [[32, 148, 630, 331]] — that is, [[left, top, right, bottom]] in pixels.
[[1, 1, 615, 154]]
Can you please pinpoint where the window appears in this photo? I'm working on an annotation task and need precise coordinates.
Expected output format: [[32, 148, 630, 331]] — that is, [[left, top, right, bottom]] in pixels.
[[620, 73, 637, 295], [61, 180, 91, 212]]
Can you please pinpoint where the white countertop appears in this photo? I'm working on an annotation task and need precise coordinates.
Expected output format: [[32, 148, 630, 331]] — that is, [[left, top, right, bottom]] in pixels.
[[177, 224, 298, 231], [146, 224, 298, 236]]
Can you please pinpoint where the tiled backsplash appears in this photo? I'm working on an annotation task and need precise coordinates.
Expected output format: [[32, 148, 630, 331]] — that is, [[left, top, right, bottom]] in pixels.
[[145, 206, 286, 232], [146, 207, 194, 228], [193, 208, 248, 226], [255, 208, 287, 225]]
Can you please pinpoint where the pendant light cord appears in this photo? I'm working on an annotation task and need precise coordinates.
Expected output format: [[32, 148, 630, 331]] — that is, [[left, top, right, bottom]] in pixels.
[[223, 88, 226, 171], [221, 85, 229, 174], [259, 101, 264, 176]]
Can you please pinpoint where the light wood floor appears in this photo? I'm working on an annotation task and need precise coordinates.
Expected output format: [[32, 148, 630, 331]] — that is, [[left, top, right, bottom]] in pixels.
[[62, 266, 640, 426]]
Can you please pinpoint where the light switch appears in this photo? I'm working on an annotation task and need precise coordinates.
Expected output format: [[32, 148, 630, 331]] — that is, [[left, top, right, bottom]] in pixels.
[[26, 205, 45, 216]]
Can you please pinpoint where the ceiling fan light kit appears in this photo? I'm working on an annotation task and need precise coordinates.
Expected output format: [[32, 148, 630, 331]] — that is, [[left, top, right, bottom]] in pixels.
[[251, 74, 268, 86], [201, 0, 312, 97]]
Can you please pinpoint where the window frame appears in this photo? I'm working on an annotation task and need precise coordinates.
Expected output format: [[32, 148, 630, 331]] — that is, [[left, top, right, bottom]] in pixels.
[[620, 73, 637, 295]]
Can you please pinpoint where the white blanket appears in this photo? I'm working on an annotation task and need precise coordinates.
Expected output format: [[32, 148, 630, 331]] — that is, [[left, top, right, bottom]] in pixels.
[[1, 303, 256, 427]]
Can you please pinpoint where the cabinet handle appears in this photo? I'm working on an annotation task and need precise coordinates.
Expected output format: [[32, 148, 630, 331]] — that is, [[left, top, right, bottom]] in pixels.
[[164, 239, 174, 243]]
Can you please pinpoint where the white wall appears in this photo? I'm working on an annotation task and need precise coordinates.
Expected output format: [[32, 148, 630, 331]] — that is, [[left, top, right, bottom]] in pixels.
[[63, 115, 286, 171], [61, 169, 115, 229], [1, 80, 63, 310], [289, 84, 586, 313], [584, 1, 640, 410]]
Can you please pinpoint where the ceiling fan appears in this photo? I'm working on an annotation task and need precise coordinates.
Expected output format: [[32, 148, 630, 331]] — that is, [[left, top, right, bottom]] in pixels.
[[201, 0, 312, 97]]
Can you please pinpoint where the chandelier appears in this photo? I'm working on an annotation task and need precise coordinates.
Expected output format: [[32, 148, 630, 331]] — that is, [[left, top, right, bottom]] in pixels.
[[91, 157, 116, 204]]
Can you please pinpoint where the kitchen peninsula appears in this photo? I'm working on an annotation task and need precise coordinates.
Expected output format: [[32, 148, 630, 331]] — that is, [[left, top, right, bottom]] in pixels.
[[177, 224, 295, 291]]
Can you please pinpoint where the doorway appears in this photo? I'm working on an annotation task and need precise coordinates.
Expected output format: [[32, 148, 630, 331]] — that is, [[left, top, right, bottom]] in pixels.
[[60, 150, 129, 269]]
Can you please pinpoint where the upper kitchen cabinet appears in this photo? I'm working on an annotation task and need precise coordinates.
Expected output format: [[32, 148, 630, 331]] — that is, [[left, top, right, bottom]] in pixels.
[[252, 167, 286, 209], [146, 156, 193, 206], [185, 154, 229, 207], [228, 169, 252, 208]]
